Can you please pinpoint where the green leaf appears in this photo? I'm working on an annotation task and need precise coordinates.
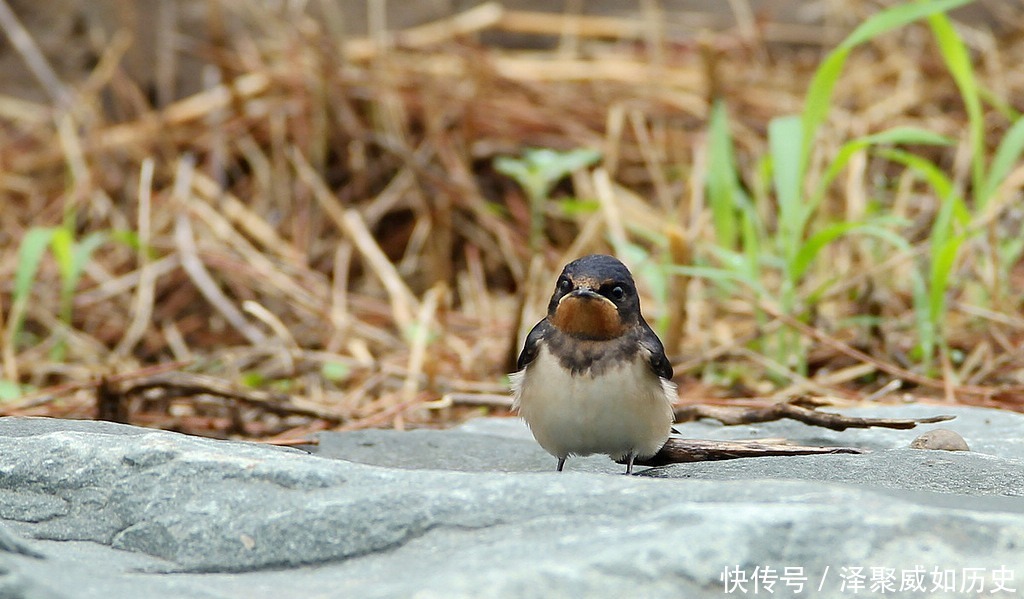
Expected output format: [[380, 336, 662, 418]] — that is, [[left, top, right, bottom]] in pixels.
[[888, 149, 952, 196], [558, 198, 601, 216], [71, 232, 106, 286], [321, 361, 351, 382], [707, 100, 745, 250], [929, 234, 964, 332], [49, 227, 74, 288], [493, 156, 528, 180], [494, 156, 538, 199], [928, 10, 985, 205], [815, 127, 954, 214], [769, 115, 804, 265], [271, 379, 294, 392], [402, 321, 439, 345], [109, 229, 142, 252], [739, 207, 762, 282], [980, 116, 1024, 205], [0, 380, 23, 401], [14, 228, 55, 302], [240, 371, 266, 388], [496, 148, 601, 202], [801, 0, 973, 165], [862, 126, 954, 146], [841, 0, 974, 50], [10, 228, 56, 350], [54, 230, 105, 325], [910, 269, 935, 365], [979, 85, 1020, 122], [801, 48, 850, 164], [483, 201, 508, 218], [534, 148, 601, 180], [496, 148, 601, 251], [669, 263, 766, 296], [880, 147, 969, 271], [791, 221, 911, 281]]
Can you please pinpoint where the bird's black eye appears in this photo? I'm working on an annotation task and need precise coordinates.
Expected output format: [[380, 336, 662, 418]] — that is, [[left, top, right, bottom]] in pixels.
[[558, 277, 572, 292], [611, 286, 625, 300]]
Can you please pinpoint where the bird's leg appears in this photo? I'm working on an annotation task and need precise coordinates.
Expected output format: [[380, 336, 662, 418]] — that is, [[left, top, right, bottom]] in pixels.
[[624, 452, 636, 475], [556, 457, 566, 472]]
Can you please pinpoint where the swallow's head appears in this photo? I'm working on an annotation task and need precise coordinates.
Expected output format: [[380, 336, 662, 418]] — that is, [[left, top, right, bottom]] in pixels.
[[547, 254, 640, 340]]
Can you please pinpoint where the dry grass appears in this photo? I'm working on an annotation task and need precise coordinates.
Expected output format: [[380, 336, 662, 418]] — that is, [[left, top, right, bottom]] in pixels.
[[1, 1, 1023, 440]]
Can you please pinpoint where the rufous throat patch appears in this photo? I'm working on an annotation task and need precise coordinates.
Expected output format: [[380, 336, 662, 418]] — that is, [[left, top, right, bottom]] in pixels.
[[551, 295, 625, 339]]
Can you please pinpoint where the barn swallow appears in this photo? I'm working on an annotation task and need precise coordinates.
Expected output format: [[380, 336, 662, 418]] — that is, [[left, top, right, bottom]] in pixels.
[[511, 254, 676, 474]]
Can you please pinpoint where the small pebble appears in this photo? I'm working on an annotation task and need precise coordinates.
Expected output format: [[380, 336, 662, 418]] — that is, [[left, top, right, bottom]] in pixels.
[[909, 429, 969, 452]]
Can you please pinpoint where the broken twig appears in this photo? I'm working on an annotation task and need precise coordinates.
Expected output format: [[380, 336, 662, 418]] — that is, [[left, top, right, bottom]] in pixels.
[[674, 403, 954, 432], [118, 372, 345, 423], [633, 437, 867, 467]]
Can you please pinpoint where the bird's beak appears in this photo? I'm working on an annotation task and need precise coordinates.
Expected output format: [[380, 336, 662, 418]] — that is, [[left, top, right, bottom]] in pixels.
[[568, 288, 601, 300]]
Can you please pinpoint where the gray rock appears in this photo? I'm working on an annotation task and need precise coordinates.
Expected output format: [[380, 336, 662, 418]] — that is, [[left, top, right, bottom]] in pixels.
[[1, 406, 1023, 598], [911, 428, 971, 451], [0, 524, 60, 599]]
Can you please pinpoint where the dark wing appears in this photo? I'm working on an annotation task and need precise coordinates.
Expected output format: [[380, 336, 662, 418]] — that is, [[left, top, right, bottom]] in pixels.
[[516, 319, 552, 370], [638, 317, 673, 380]]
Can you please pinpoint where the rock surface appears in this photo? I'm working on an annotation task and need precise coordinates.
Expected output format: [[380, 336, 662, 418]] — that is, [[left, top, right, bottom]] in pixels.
[[1, 405, 1023, 598], [910, 428, 971, 451]]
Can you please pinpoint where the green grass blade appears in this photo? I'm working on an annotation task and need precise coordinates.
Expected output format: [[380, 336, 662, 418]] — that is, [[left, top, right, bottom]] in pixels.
[[861, 127, 954, 147], [878, 147, 969, 369], [496, 148, 601, 251], [929, 234, 964, 328], [879, 147, 970, 263], [931, 183, 967, 250], [669, 264, 766, 296], [840, 0, 974, 50], [49, 228, 74, 291], [801, 48, 850, 164], [110, 229, 142, 252], [494, 156, 537, 198], [769, 115, 804, 265], [10, 227, 55, 350], [14, 228, 55, 303], [875, 149, 962, 215], [802, 0, 974, 165], [0, 379, 24, 401], [739, 207, 761, 283], [707, 100, 745, 250], [792, 221, 912, 282], [535, 148, 601, 183], [815, 127, 954, 210], [928, 11, 985, 206], [979, 85, 1020, 122], [980, 116, 1024, 205], [707, 100, 735, 249], [910, 270, 935, 369], [51, 230, 105, 329], [49, 228, 76, 325], [792, 222, 861, 282], [72, 232, 107, 286]]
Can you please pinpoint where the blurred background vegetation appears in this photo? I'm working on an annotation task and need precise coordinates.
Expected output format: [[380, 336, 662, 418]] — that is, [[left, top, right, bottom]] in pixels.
[[0, 0, 1022, 440]]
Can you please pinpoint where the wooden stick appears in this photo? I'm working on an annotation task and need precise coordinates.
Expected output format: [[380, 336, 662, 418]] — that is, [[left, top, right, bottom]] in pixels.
[[634, 437, 867, 467], [674, 402, 954, 432], [2, 360, 192, 412], [119, 372, 345, 423]]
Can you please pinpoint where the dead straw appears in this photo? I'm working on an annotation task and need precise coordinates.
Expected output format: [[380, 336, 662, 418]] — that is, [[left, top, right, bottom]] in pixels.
[[2, 1, 1023, 439]]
